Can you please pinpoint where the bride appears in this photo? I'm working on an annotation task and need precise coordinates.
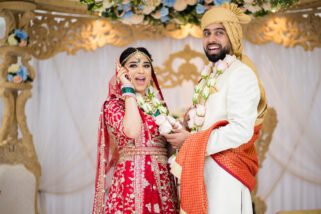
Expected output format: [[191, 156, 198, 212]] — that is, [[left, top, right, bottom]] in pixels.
[[92, 47, 179, 214]]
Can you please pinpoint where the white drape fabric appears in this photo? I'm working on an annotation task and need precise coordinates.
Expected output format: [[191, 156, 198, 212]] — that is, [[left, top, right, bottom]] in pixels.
[[244, 41, 321, 212], [0, 37, 320, 214]]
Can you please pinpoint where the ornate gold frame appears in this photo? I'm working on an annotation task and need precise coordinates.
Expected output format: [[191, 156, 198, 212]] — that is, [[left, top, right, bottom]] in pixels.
[[0, 4, 40, 214], [24, 10, 321, 60]]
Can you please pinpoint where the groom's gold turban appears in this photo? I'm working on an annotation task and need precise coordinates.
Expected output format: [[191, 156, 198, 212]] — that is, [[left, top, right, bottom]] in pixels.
[[201, 3, 267, 123], [201, 3, 251, 57]]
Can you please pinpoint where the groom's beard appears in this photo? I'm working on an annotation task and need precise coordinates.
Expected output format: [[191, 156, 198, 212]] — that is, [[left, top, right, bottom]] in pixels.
[[204, 43, 231, 63]]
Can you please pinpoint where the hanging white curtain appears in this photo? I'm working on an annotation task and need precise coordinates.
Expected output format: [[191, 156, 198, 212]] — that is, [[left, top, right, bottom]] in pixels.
[[1, 37, 320, 214]]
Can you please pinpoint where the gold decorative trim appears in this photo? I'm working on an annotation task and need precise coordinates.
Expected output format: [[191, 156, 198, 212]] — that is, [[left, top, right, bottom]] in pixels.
[[0, 9, 40, 211], [0, 88, 15, 143], [0, 138, 41, 214], [252, 108, 278, 214], [22, 11, 321, 60], [27, 12, 203, 59], [244, 13, 321, 51], [0, 1, 36, 11], [0, 9, 16, 46]]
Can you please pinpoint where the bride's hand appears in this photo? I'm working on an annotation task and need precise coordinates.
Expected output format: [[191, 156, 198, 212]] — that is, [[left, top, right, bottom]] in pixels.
[[116, 61, 131, 85]]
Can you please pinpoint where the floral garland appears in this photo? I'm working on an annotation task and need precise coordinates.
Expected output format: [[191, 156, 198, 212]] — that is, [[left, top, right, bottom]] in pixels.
[[7, 63, 33, 84], [80, 0, 298, 26], [136, 86, 181, 135], [6, 29, 29, 47], [188, 54, 236, 132]]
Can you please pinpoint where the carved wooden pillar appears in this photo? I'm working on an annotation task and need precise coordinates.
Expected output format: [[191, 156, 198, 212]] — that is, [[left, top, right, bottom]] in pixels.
[[0, 1, 41, 213]]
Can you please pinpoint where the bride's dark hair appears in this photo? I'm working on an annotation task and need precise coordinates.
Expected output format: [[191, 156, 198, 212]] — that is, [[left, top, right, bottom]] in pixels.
[[119, 47, 153, 66]]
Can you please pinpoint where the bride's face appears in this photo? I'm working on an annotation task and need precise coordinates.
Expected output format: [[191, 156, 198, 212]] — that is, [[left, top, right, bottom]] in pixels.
[[124, 53, 152, 95]]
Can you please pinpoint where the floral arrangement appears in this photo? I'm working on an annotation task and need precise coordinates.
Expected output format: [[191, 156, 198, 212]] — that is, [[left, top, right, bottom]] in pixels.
[[188, 54, 236, 132], [136, 86, 182, 135], [6, 29, 29, 47], [7, 64, 33, 83], [80, 0, 298, 26]]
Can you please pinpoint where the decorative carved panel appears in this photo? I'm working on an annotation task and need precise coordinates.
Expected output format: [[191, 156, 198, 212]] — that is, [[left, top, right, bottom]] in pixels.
[[154, 44, 207, 88], [0, 4, 40, 213], [26, 11, 320, 60], [27, 12, 203, 59], [252, 108, 278, 214], [244, 14, 321, 51], [0, 9, 15, 46]]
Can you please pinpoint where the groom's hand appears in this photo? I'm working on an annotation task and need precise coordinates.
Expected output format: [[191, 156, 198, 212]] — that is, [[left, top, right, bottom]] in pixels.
[[164, 128, 190, 150]]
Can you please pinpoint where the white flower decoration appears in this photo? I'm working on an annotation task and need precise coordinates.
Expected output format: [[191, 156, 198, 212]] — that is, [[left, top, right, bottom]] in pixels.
[[216, 60, 228, 71], [121, 14, 144, 25], [7, 34, 18, 46], [174, 0, 188, 11], [143, 5, 156, 14], [166, 115, 176, 125], [196, 104, 206, 117], [142, 103, 152, 113], [154, 114, 167, 126], [207, 77, 216, 87], [136, 94, 145, 106], [201, 65, 211, 78], [186, 0, 198, 5], [152, 97, 161, 106], [159, 121, 172, 135], [263, 2, 271, 11], [192, 93, 199, 104], [202, 86, 210, 99], [158, 106, 168, 114], [194, 115, 205, 127], [151, 10, 161, 19], [8, 64, 20, 73]]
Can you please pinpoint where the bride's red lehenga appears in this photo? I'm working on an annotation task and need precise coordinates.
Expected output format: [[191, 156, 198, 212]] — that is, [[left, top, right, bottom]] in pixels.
[[92, 74, 179, 214]]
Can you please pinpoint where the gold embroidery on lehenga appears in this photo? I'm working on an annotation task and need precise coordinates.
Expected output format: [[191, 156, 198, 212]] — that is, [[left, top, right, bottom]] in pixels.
[[93, 120, 107, 214]]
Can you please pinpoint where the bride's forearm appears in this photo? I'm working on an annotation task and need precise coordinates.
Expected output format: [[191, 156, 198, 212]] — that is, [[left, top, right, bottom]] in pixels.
[[123, 97, 142, 138]]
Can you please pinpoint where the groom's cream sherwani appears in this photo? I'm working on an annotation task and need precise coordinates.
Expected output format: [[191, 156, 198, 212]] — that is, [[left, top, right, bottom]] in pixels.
[[202, 59, 260, 214]]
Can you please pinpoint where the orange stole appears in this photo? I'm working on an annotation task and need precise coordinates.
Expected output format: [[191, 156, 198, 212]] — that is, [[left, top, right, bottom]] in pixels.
[[172, 120, 261, 214]]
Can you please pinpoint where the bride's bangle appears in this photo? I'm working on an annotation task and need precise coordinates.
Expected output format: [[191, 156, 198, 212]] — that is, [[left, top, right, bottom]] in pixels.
[[121, 85, 136, 100]]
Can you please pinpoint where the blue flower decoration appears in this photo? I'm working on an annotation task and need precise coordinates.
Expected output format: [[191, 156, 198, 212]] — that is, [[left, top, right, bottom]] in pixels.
[[17, 65, 28, 81], [160, 7, 169, 17], [122, 11, 133, 19], [123, 3, 131, 12], [14, 29, 28, 40], [161, 15, 170, 23], [213, 0, 231, 5], [7, 74, 14, 82], [117, 4, 123, 11], [138, 4, 144, 10], [162, 0, 175, 7], [196, 4, 206, 14]]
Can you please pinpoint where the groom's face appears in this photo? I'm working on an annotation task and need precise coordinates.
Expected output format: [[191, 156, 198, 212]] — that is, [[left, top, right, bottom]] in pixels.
[[202, 23, 232, 63]]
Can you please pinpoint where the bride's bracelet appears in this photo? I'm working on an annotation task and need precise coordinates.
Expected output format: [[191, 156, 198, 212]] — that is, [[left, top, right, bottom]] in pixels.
[[121, 84, 136, 100]]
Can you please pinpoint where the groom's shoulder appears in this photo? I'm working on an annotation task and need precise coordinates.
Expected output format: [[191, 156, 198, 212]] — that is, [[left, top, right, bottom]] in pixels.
[[228, 59, 258, 84]]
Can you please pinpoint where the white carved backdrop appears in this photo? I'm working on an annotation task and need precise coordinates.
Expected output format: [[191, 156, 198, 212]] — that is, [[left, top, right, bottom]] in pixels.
[[1, 37, 320, 214]]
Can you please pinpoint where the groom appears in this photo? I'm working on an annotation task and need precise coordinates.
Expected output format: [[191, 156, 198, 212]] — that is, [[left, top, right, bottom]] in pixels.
[[164, 3, 267, 214]]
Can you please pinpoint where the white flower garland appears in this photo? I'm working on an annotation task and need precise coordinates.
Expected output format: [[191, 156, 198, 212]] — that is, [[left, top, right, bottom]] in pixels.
[[136, 86, 182, 135], [188, 55, 236, 132]]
